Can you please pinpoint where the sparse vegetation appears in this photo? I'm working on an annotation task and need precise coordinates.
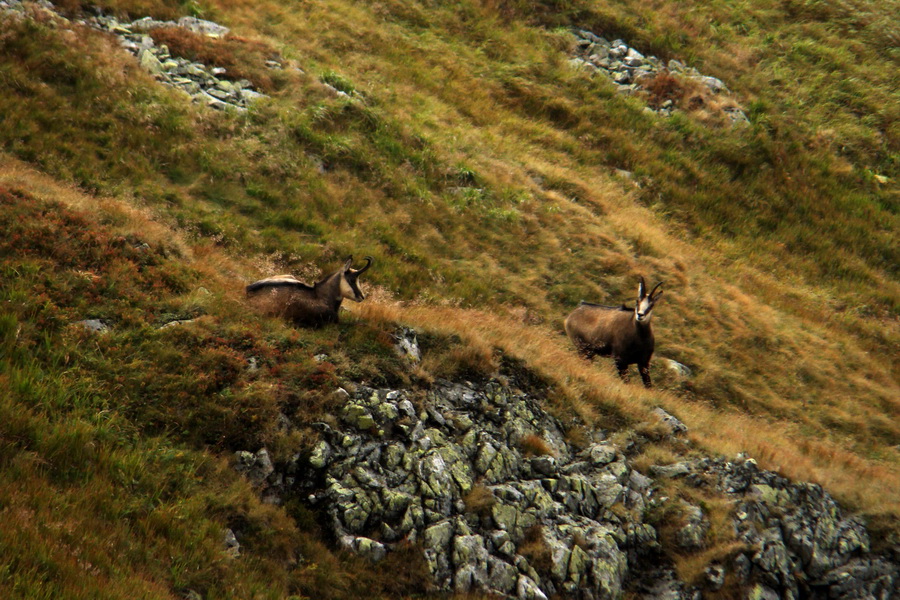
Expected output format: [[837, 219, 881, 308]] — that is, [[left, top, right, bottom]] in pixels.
[[0, 0, 898, 596], [520, 434, 556, 458], [517, 525, 553, 573], [463, 484, 497, 516]]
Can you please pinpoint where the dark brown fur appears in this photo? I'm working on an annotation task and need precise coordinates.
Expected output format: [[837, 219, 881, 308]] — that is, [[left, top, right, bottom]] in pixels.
[[246, 256, 372, 327], [564, 278, 663, 387]]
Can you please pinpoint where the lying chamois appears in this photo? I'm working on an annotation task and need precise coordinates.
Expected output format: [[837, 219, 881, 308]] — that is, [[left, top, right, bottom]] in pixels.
[[564, 277, 663, 387], [246, 256, 372, 326]]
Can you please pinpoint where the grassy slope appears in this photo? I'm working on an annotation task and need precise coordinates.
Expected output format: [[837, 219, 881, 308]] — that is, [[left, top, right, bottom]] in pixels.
[[1, 0, 898, 596]]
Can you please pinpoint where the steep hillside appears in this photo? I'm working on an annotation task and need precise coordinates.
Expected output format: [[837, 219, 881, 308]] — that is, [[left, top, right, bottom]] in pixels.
[[1, 0, 897, 597]]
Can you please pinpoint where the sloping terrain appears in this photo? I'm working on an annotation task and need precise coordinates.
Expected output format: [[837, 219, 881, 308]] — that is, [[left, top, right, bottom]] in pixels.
[[0, 0, 897, 597]]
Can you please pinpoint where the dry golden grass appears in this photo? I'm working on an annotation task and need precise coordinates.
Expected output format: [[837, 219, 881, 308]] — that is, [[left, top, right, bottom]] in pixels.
[[520, 434, 556, 457]]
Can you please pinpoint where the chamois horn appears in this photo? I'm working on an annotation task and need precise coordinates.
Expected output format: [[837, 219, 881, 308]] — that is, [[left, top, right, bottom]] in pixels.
[[352, 256, 373, 275]]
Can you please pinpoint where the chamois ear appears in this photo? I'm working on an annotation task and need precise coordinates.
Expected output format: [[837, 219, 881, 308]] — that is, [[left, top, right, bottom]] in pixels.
[[638, 276, 647, 298], [650, 282, 664, 301], [342, 256, 354, 272]]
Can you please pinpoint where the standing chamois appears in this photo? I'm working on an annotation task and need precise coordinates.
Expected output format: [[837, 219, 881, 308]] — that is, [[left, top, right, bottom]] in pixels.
[[564, 277, 663, 387], [246, 256, 372, 326]]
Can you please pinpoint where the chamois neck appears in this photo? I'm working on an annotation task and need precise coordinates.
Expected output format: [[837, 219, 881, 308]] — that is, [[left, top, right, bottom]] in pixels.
[[316, 271, 343, 297], [633, 314, 653, 332]]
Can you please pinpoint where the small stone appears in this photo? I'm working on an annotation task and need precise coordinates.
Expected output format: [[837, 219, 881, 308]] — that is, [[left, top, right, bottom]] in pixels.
[[650, 462, 691, 478], [693, 75, 727, 93], [676, 503, 708, 550], [651, 407, 688, 436], [588, 443, 617, 466], [223, 528, 240, 558], [75, 319, 108, 333], [309, 440, 331, 469], [233, 448, 274, 486], [355, 536, 387, 562], [177, 16, 229, 38], [628, 470, 652, 491], [613, 71, 631, 84], [516, 575, 548, 600], [138, 49, 163, 75]]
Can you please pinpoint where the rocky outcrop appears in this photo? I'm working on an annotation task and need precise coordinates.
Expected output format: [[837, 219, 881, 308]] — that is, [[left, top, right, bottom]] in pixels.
[[568, 28, 749, 126], [667, 455, 899, 599], [231, 375, 898, 599], [294, 380, 659, 599]]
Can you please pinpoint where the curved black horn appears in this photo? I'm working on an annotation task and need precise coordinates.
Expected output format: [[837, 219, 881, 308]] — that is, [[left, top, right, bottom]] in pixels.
[[353, 256, 373, 275], [649, 282, 664, 297]]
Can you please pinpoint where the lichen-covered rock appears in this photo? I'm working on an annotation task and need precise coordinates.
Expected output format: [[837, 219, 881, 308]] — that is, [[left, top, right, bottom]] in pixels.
[[664, 454, 899, 599], [675, 503, 707, 551], [233, 448, 274, 486], [297, 380, 656, 599], [229, 375, 894, 600]]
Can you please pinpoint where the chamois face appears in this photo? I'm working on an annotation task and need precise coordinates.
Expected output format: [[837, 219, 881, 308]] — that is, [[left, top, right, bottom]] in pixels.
[[635, 277, 663, 323], [339, 256, 372, 302]]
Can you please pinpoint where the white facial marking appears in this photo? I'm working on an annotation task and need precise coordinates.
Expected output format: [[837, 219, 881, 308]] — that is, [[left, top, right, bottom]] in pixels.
[[340, 276, 355, 300], [635, 297, 654, 322]]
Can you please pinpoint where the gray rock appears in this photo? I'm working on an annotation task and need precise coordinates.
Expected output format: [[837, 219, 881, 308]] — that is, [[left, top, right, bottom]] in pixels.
[[177, 16, 229, 38], [589, 443, 617, 465], [629, 470, 652, 492], [487, 556, 519, 593], [223, 528, 240, 558], [309, 440, 331, 469], [138, 48, 163, 75], [395, 328, 421, 363], [128, 17, 176, 32], [75, 319, 108, 333], [662, 359, 692, 378], [355, 536, 387, 562], [650, 462, 691, 478], [158, 318, 196, 329], [651, 407, 688, 436], [613, 71, 632, 84], [234, 449, 274, 486], [517, 574, 548, 600], [423, 520, 454, 550], [692, 75, 727, 93], [676, 504, 707, 550]]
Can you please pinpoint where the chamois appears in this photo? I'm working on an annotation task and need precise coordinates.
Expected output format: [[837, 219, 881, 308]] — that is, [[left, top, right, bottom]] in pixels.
[[246, 256, 372, 326], [564, 277, 663, 388]]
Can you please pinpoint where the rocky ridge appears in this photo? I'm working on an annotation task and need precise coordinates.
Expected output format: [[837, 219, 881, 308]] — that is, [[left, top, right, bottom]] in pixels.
[[234, 366, 898, 599], [568, 28, 749, 125]]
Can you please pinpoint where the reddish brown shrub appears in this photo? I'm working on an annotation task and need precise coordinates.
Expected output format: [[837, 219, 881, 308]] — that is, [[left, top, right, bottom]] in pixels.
[[520, 433, 554, 457], [640, 71, 687, 109]]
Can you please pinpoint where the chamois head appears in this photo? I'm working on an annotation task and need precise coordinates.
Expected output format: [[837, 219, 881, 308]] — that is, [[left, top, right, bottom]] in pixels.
[[339, 256, 373, 302], [635, 277, 663, 323]]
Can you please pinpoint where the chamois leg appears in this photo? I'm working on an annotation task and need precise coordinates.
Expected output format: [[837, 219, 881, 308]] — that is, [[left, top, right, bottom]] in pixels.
[[638, 361, 652, 388], [615, 359, 630, 382]]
